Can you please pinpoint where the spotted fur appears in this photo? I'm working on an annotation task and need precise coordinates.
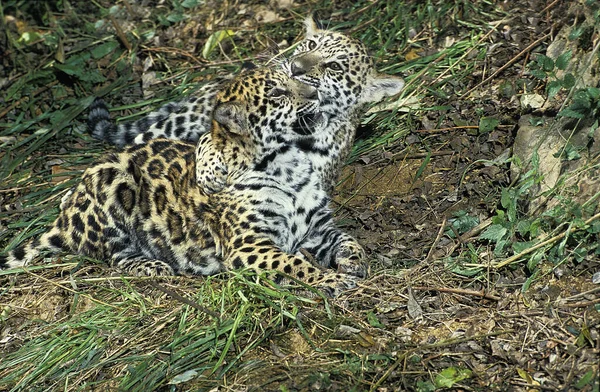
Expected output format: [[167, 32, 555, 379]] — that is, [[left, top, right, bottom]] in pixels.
[[2, 68, 363, 296]]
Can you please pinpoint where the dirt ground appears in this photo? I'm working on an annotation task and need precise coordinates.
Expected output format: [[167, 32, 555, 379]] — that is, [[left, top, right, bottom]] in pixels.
[[1, 0, 599, 390]]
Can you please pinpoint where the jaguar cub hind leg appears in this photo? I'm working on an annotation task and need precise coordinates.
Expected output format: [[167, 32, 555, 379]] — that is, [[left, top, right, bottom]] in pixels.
[[223, 234, 358, 297]]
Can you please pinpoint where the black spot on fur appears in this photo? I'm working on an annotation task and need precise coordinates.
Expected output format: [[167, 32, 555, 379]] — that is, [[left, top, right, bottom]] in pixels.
[[167, 210, 185, 244], [147, 159, 165, 179], [72, 214, 85, 233], [87, 215, 101, 232], [154, 185, 167, 212], [13, 246, 26, 261], [116, 182, 136, 215], [232, 256, 243, 269], [49, 235, 64, 249]]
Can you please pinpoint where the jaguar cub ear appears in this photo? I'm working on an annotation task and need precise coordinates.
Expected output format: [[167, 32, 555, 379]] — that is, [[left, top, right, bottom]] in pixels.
[[359, 73, 405, 105], [214, 102, 248, 135], [303, 14, 321, 38]]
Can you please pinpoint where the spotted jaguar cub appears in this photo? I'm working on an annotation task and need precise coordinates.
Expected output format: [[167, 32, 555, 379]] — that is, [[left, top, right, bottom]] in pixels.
[[1, 68, 362, 296], [89, 16, 404, 193]]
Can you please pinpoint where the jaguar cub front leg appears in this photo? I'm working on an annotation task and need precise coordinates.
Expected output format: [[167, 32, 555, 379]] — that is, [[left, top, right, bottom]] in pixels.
[[195, 133, 228, 194], [111, 254, 175, 276], [300, 228, 368, 279], [331, 237, 367, 278], [224, 235, 358, 297]]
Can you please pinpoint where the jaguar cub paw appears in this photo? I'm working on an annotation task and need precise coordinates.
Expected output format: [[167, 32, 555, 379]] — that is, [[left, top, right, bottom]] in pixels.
[[334, 241, 368, 279], [129, 260, 175, 277], [316, 271, 359, 298]]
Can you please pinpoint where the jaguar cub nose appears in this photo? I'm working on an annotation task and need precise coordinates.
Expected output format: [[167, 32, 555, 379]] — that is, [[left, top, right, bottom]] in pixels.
[[291, 61, 307, 76]]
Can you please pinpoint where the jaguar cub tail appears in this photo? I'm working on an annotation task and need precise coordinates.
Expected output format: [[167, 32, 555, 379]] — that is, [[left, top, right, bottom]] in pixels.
[[88, 98, 118, 143], [0, 228, 66, 270]]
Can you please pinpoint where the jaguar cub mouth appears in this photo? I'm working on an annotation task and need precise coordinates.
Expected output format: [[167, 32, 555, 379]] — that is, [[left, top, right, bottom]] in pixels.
[[293, 111, 329, 135]]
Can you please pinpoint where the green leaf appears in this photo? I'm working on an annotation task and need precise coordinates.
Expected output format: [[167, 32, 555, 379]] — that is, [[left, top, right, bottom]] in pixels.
[[530, 69, 547, 80], [555, 50, 572, 70], [516, 219, 531, 235], [416, 380, 436, 392], [167, 12, 186, 23], [528, 117, 543, 126], [435, 367, 472, 388], [512, 241, 534, 254], [366, 311, 384, 328], [586, 87, 600, 100], [501, 188, 512, 209], [481, 224, 508, 242], [574, 369, 596, 389], [558, 108, 585, 119], [561, 73, 576, 89], [479, 116, 499, 133], [91, 41, 119, 59], [546, 80, 562, 99], [414, 152, 431, 182], [202, 30, 235, 59], [537, 55, 555, 72], [569, 25, 585, 40], [522, 269, 540, 291], [181, 0, 201, 7]]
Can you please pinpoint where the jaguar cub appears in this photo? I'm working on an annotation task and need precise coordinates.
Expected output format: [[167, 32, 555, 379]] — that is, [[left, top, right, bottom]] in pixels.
[[1, 68, 362, 296], [88, 16, 404, 194]]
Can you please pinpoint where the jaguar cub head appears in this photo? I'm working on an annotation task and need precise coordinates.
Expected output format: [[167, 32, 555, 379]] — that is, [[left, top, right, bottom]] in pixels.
[[196, 67, 327, 187], [287, 16, 405, 116]]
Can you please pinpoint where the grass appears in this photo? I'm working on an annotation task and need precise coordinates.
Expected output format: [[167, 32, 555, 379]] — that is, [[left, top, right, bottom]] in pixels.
[[1, 0, 599, 390]]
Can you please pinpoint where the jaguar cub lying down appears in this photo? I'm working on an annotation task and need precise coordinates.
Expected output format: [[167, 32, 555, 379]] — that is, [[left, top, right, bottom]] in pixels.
[[1, 68, 364, 296]]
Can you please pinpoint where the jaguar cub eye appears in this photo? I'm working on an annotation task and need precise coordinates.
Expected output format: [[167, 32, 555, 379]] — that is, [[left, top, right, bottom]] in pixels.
[[308, 40, 317, 50], [268, 88, 289, 97], [326, 62, 342, 71]]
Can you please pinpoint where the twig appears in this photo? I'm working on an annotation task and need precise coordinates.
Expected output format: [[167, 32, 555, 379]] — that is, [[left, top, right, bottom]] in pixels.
[[412, 285, 501, 301], [424, 218, 447, 263], [142, 46, 204, 65], [557, 298, 600, 308], [22, 268, 117, 308], [540, 0, 561, 14], [414, 125, 479, 134], [109, 14, 132, 51], [494, 211, 600, 269], [430, 218, 492, 260], [464, 30, 552, 96], [147, 280, 221, 320]]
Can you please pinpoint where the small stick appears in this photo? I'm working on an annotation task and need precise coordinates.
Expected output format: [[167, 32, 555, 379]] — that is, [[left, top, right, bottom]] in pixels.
[[557, 298, 600, 308], [464, 30, 552, 96], [412, 285, 501, 301], [22, 268, 117, 308], [109, 14, 132, 51], [424, 218, 447, 263], [147, 280, 221, 320]]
